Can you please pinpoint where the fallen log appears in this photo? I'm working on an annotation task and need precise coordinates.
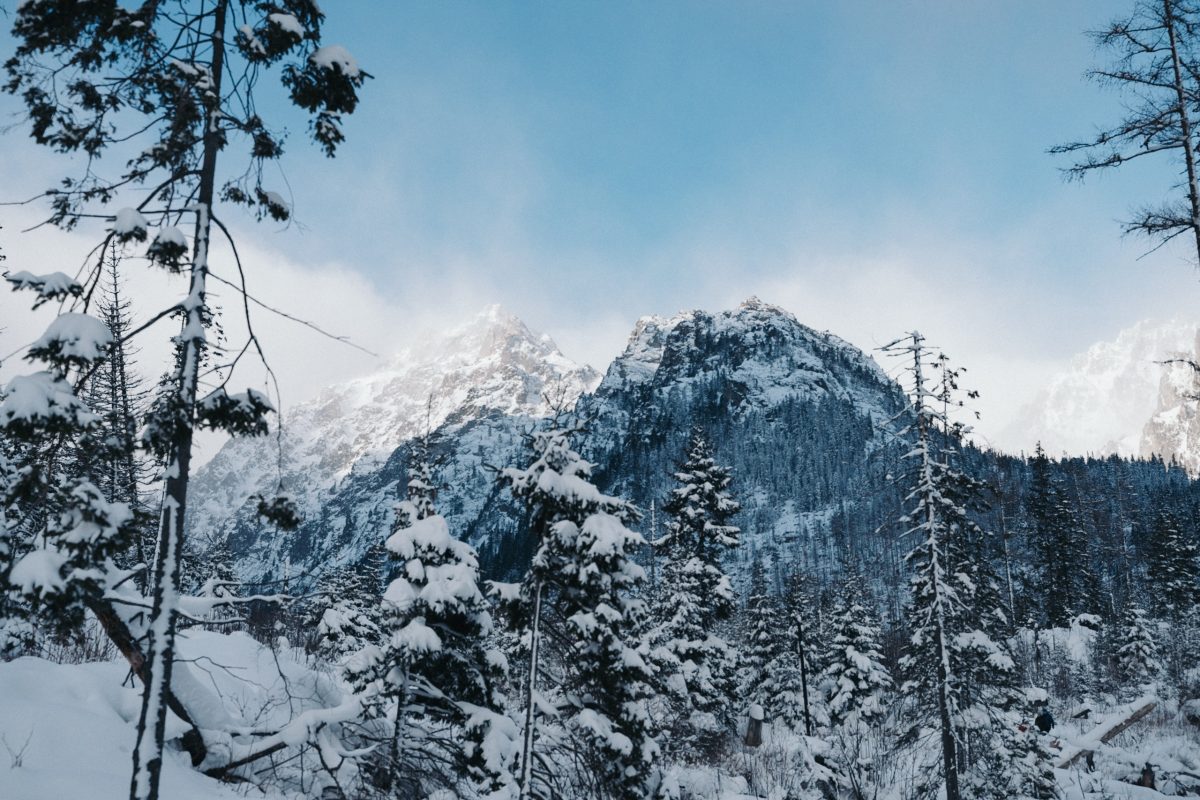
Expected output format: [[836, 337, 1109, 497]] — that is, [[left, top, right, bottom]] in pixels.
[[86, 596, 208, 766], [1058, 699, 1156, 769]]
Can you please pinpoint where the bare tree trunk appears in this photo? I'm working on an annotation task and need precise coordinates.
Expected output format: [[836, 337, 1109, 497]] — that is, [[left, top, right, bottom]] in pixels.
[[911, 337, 961, 800], [129, 3, 228, 798], [1164, 0, 1200, 265], [517, 582, 544, 800], [999, 509, 1017, 626], [935, 627, 960, 800], [796, 616, 813, 737]]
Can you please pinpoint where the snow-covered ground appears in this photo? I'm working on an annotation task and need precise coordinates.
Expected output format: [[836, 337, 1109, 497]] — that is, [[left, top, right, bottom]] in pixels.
[[0, 657, 254, 800], [1, 620, 1197, 799], [0, 629, 346, 800]]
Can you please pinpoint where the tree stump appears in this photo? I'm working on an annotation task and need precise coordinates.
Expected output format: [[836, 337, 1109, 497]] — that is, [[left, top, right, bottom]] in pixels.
[[744, 704, 764, 747]]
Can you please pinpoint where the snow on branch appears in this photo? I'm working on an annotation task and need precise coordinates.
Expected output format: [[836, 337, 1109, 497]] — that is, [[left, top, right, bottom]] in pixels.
[[1, 371, 96, 436], [4, 270, 83, 308], [196, 387, 275, 437], [26, 312, 112, 367]]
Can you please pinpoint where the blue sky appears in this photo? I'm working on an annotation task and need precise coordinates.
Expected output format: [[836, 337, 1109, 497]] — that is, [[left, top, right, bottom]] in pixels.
[[272, 1, 1196, 335], [3, 0, 1200, 442]]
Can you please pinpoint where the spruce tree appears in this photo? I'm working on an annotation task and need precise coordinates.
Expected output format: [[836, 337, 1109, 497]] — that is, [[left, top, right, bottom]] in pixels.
[[822, 570, 891, 729], [500, 419, 660, 800], [347, 455, 513, 796], [886, 332, 968, 800], [775, 570, 822, 735], [1, 278, 135, 639], [0, 445, 35, 659], [741, 557, 784, 711], [1027, 445, 1091, 628], [1114, 604, 1161, 694], [884, 333, 1050, 800], [80, 246, 156, 588], [1145, 508, 1199, 621], [310, 564, 380, 667], [652, 429, 741, 754]]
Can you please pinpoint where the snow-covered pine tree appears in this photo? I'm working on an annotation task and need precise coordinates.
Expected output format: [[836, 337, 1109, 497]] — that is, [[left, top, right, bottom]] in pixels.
[[0, 436, 36, 659], [0, 279, 135, 640], [914, 343, 1060, 800], [1113, 604, 1161, 695], [883, 333, 1048, 800], [822, 567, 891, 729], [652, 428, 741, 755], [499, 418, 660, 800], [346, 453, 513, 797], [775, 570, 823, 735], [196, 535, 239, 628], [957, 523, 1060, 800], [818, 565, 894, 798], [884, 332, 969, 800], [310, 564, 380, 668], [5, 4, 367, 797], [741, 556, 784, 712], [1145, 507, 1199, 621]]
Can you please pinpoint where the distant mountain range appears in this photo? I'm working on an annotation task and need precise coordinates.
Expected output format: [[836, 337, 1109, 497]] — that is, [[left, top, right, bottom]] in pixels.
[[190, 298, 903, 589], [190, 302, 1199, 594], [999, 318, 1199, 467], [187, 305, 599, 553]]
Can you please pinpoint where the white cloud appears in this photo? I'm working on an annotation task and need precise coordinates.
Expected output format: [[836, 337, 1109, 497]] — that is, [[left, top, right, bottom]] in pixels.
[[0, 207, 496, 465]]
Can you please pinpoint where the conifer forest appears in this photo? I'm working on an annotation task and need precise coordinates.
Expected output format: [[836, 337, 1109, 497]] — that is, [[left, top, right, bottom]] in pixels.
[[1, 2, 1199, 799]]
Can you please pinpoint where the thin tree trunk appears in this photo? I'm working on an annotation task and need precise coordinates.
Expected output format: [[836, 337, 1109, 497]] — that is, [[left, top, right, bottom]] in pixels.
[[518, 582, 544, 800], [1164, 0, 1200, 265], [388, 667, 411, 789], [796, 616, 813, 737], [999, 509, 1017, 626], [130, 4, 228, 798], [912, 335, 961, 800]]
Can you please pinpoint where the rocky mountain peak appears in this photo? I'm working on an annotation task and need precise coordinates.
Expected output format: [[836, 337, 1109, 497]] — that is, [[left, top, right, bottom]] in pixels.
[[999, 318, 1197, 457], [595, 299, 894, 419], [1141, 329, 1200, 475], [187, 306, 599, 539]]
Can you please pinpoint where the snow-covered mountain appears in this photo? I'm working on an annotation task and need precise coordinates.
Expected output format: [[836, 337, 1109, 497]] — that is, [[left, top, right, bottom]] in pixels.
[[187, 305, 600, 546], [201, 297, 904, 589], [999, 318, 1198, 458], [1141, 330, 1200, 474]]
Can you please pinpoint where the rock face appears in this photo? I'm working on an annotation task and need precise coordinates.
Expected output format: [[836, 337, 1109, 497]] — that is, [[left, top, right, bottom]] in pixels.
[[1141, 330, 1200, 476], [194, 298, 905, 591], [1000, 319, 1198, 458]]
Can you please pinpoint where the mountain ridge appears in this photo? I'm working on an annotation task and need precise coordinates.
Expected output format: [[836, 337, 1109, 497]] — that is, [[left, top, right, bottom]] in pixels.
[[998, 317, 1197, 458], [195, 297, 905, 589], [187, 305, 600, 547]]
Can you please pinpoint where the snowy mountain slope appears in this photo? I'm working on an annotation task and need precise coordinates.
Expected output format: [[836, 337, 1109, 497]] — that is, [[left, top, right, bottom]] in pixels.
[[998, 318, 1198, 457], [214, 297, 905, 592], [575, 296, 904, 585], [591, 296, 895, 418], [187, 305, 599, 547], [1140, 329, 1200, 475]]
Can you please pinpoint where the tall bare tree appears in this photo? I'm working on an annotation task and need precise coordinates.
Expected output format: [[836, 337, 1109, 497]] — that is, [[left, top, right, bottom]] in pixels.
[[4, 3, 367, 798], [1052, 0, 1200, 265]]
